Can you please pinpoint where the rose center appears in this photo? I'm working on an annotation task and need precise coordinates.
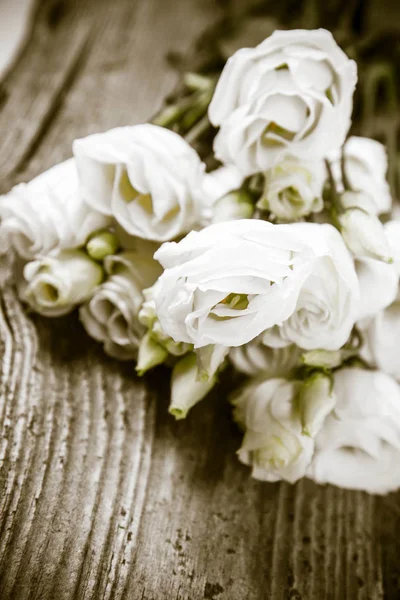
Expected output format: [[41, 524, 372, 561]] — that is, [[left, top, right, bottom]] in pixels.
[[220, 293, 249, 310], [263, 122, 296, 144], [39, 282, 59, 303], [280, 186, 303, 207], [118, 169, 154, 213]]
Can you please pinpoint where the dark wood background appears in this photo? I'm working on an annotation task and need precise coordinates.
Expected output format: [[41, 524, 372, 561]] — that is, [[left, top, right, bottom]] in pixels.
[[0, 1, 399, 598]]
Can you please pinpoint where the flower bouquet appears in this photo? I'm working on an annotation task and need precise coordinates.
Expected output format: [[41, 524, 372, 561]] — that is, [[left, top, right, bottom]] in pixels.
[[2, 27, 400, 495]]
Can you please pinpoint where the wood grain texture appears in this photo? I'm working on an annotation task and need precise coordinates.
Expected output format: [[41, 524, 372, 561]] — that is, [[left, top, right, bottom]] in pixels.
[[0, 1, 400, 598]]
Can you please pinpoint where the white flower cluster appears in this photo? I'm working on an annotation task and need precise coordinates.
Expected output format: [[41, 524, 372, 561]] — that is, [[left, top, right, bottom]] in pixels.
[[2, 28, 400, 495]]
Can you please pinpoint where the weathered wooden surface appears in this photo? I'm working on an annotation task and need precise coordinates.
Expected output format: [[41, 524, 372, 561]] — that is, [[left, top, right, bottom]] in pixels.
[[0, 1, 400, 598]]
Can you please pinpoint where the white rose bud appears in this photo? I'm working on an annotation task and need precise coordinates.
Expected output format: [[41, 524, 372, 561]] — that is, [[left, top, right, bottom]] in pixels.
[[136, 332, 169, 375], [308, 368, 400, 494], [384, 220, 400, 276], [339, 190, 373, 212], [195, 344, 229, 381], [21, 250, 103, 317], [339, 208, 393, 263], [202, 164, 245, 226], [80, 251, 161, 360], [73, 124, 210, 242], [356, 221, 400, 366], [138, 284, 192, 360], [355, 257, 398, 321], [231, 377, 332, 483], [169, 353, 218, 420], [330, 136, 392, 215], [297, 373, 336, 437], [209, 29, 357, 176], [211, 189, 254, 223], [258, 158, 325, 221], [360, 299, 400, 379], [86, 230, 119, 261], [0, 159, 110, 260]]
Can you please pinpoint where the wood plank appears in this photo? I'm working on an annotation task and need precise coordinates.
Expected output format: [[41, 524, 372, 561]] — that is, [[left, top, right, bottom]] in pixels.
[[0, 1, 399, 599], [0, 0, 94, 189], [0, 0, 36, 80]]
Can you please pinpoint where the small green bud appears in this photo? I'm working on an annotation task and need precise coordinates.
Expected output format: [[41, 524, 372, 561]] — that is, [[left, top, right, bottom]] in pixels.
[[87, 230, 119, 261], [302, 349, 343, 369]]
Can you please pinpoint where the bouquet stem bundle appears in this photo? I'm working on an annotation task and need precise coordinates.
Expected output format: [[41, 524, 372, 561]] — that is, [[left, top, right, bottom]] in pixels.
[[2, 4, 400, 495]]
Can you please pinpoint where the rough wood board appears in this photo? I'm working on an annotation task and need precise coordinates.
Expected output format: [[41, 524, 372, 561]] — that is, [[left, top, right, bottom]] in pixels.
[[0, 1, 399, 599]]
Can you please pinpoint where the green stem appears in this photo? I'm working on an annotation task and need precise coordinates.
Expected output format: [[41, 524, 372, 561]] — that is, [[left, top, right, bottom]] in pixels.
[[340, 147, 352, 191], [325, 159, 343, 213], [151, 92, 201, 128], [184, 114, 211, 144]]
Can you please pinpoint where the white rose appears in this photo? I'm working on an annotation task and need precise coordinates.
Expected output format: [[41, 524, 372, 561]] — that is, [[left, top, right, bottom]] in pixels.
[[230, 339, 301, 378], [331, 136, 392, 215], [232, 374, 335, 483], [258, 157, 325, 220], [21, 250, 103, 317], [262, 222, 359, 350], [308, 368, 400, 494], [209, 29, 357, 176], [153, 219, 319, 350], [0, 159, 109, 260], [80, 251, 161, 360], [73, 124, 209, 242]]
